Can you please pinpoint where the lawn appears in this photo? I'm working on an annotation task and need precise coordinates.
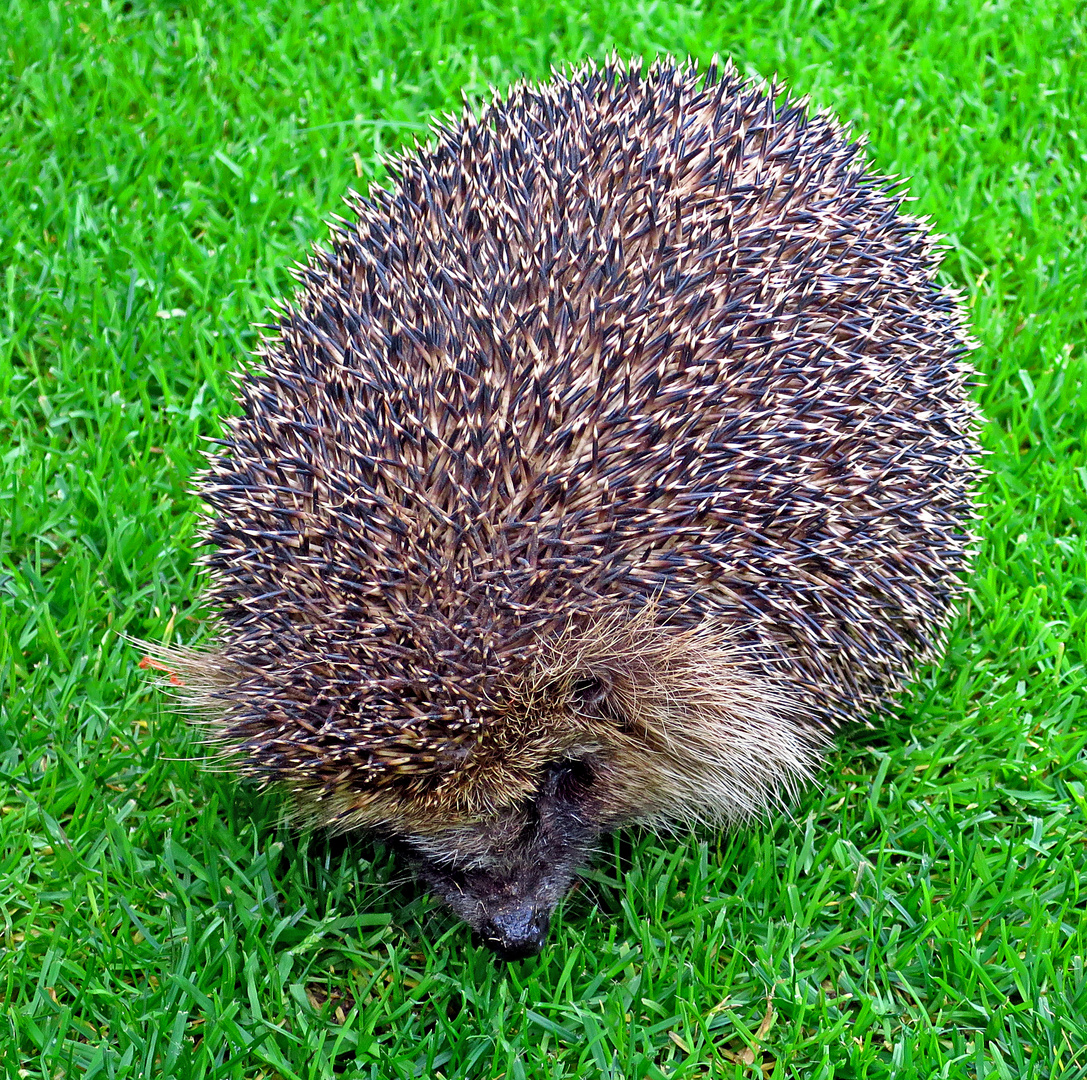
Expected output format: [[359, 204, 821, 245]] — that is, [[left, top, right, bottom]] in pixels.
[[2, 0, 1086, 1076]]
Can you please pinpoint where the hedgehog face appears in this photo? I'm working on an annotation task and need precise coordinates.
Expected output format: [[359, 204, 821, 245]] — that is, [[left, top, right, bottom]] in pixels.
[[399, 758, 602, 959], [335, 631, 822, 957], [376, 638, 823, 957]]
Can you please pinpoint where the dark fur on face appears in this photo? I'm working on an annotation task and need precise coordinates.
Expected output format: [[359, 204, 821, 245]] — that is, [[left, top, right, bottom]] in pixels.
[[400, 760, 602, 959]]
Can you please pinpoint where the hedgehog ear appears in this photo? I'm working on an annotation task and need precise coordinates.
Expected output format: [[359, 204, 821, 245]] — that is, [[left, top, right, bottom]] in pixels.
[[569, 673, 611, 713], [573, 673, 608, 708]]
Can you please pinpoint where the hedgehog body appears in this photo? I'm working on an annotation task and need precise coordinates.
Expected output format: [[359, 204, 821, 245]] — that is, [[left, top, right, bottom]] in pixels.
[[168, 58, 981, 958]]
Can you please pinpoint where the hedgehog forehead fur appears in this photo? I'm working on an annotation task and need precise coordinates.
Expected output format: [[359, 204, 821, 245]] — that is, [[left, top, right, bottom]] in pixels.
[[173, 56, 979, 864]]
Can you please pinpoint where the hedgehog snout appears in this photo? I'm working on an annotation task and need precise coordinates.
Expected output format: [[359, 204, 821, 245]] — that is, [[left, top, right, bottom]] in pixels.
[[405, 759, 604, 959], [476, 902, 551, 961]]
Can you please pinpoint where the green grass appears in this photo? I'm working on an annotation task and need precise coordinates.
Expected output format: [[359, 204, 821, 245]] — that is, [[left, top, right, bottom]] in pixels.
[[2, 0, 1085, 1076]]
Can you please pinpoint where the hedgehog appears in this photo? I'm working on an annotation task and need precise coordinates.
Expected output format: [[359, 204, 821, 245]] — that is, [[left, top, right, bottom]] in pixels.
[[154, 56, 982, 960]]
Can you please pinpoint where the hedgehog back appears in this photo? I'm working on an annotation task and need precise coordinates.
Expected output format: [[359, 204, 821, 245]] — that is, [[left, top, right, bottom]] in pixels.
[[198, 60, 980, 814]]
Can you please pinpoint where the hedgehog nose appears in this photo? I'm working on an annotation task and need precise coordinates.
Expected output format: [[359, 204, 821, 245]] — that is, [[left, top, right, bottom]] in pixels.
[[478, 905, 550, 961]]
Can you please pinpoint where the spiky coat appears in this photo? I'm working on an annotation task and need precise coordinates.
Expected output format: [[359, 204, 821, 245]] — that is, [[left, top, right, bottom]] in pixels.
[[173, 57, 980, 851]]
